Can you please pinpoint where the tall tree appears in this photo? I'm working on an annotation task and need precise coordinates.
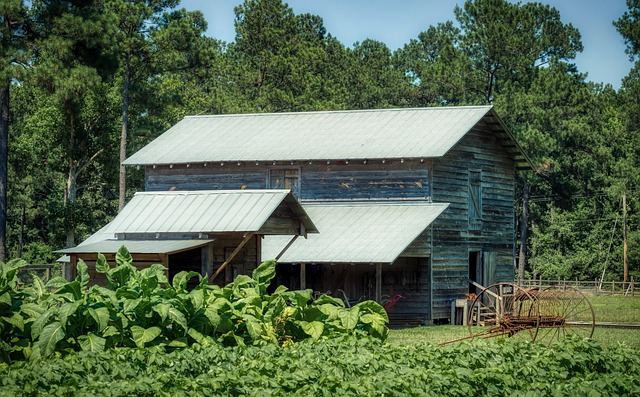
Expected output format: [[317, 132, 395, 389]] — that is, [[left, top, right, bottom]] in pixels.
[[454, 0, 582, 103], [0, 0, 29, 262], [30, 0, 117, 248], [107, 0, 208, 211]]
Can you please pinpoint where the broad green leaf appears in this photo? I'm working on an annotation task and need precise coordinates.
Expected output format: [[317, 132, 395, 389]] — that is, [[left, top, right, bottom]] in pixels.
[[45, 277, 69, 289], [251, 260, 276, 291], [317, 303, 340, 320], [31, 308, 53, 340], [2, 313, 24, 332], [131, 326, 162, 348], [102, 326, 120, 337], [58, 301, 82, 326], [338, 307, 360, 330], [95, 253, 110, 274], [312, 294, 345, 307], [115, 246, 133, 268], [283, 289, 313, 307], [39, 321, 65, 358], [166, 306, 188, 330], [78, 332, 106, 353], [242, 314, 263, 340], [31, 274, 46, 300], [353, 300, 389, 322], [20, 303, 45, 319], [189, 289, 204, 311], [187, 327, 207, 344], [172, 271, 201, 291], [76, 260, 90, 291], [168, 337, 188, 348], [152, 303, 170, 322], [88, 306, 110, 332], [299, 321, 324, 339], [55, 280, 82, 302], [0, 291, 10, 306], [272, 285, 288, 295], [203, 307, 221, 328]]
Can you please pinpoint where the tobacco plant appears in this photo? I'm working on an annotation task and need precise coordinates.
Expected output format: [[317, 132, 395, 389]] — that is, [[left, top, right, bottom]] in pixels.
[[0, 247, 388, 362]]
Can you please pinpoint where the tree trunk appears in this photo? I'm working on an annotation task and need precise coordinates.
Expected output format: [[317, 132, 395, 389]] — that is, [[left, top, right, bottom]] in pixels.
[[517, 180, 529, 286], [0, 79, 9, 262], [118, 53, 131, 212], [623, 191, 628, 283]]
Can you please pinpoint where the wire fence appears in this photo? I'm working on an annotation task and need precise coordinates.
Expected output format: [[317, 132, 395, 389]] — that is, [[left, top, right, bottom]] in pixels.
[[522, 277, 636, 296]]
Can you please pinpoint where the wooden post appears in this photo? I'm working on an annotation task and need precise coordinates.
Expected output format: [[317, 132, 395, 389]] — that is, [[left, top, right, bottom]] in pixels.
[[463, 300, 469, 326], [375, 263, 382, 303], [300, 263, 306, 289], [210, 233, 254, 282], [450, 300, 456, 325]]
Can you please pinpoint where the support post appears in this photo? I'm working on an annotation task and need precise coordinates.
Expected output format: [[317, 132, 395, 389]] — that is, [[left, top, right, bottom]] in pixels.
[[210, 233, 254, 282], [375, 263, 382, 303], [300, 263, 306, 289]]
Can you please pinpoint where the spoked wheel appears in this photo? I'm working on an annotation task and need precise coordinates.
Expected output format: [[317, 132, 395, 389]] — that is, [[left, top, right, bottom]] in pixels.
[[533, 285, 595, 344], [467, 283, 540, 342]]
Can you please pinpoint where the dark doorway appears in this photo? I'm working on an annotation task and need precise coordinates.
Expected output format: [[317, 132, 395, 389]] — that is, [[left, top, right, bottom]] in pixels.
[[169, 248, 202, 290], [469, 251, 482, 294]]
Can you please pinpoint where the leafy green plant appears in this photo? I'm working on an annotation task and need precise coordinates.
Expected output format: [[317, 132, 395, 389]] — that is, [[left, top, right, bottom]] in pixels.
[[0, 247, 389, 362]]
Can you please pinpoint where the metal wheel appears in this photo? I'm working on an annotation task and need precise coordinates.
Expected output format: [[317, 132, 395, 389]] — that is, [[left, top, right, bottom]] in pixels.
[[533, 285, 596, 344], [467, 283, 540, 341]]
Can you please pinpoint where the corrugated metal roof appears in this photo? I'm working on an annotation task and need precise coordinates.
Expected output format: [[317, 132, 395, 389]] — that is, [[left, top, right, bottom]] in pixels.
[[124, 106, 508, 165], [261, 201, 449, 264], [57, 239, 213, 254], [100, 190, 317, 235]]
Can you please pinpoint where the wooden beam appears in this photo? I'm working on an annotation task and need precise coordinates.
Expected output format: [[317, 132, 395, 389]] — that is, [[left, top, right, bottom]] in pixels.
[[375, 263, 382, 303], [300, 263, 306, 289], [276, 235, 298, 261], [210, 233, 255, 282]]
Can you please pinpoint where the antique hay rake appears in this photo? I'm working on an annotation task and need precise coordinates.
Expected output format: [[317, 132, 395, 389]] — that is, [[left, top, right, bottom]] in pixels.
[[442, 282, 595, 344]]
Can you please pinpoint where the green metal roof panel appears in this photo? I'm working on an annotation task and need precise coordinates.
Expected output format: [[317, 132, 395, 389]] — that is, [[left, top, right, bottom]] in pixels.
[[262, 201, 449, 264], [124, 106, 498, 165]]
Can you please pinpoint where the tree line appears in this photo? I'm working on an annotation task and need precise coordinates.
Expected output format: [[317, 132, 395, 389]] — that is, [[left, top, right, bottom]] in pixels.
[[1, 0, 638, 282]]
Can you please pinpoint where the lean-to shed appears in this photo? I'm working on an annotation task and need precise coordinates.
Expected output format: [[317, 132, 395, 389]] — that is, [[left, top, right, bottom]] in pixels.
[[58, 190, 316, 287]]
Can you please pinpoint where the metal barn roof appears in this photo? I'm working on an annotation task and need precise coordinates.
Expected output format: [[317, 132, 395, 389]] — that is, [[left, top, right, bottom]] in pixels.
[[261, 201, 449, 264], [89, 190, 317, 237], [123, 106, 529, 169], [57, 239, 213, 254]]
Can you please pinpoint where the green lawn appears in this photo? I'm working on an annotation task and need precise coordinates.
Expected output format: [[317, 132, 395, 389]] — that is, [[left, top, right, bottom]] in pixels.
[[387, 294, 640, 348]]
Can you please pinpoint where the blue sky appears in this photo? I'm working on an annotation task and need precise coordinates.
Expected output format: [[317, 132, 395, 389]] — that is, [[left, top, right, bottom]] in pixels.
[[180, 0, 634, 90]]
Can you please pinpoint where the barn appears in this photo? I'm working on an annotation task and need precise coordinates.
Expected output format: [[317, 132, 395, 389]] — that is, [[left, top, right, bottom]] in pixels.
[[63, 105, 530, 324]]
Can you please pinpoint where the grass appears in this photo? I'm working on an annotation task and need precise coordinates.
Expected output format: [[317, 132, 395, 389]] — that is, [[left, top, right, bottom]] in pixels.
[[387, 294, 640, 349]]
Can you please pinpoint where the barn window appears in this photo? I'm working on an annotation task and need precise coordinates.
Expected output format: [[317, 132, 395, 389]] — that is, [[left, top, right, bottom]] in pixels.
[[468, 170, 482, 230], [267, 168, 300, 197]]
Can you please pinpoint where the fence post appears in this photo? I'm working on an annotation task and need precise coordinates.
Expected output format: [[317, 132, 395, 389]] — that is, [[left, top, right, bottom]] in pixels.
[[612, 280, 615, 295]]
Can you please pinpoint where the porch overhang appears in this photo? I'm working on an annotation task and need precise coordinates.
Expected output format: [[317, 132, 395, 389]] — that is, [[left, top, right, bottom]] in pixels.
[[262, 201, 449, 264]]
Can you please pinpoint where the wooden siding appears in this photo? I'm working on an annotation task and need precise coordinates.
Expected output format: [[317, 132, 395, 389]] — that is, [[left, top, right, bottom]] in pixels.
[[431, 127, 516, 320], [145, 160, 431, 201]]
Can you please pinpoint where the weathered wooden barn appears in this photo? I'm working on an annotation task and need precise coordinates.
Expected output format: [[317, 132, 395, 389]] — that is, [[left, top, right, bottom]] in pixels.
[[112, 105, 530, 323], [61, 106, 529, 324]]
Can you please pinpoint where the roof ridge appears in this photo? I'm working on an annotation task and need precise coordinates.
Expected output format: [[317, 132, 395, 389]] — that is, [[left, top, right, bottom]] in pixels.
[[184, 105, 493, 119]]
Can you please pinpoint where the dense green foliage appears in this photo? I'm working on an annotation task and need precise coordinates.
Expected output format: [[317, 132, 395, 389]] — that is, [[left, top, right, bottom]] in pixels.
[[0, 249, 388, 363], [0, 336, 638, 396], [2, 0, 639, 281]]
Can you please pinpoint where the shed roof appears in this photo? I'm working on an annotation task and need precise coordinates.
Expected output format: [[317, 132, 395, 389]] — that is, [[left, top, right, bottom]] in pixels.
[[261, 201, 448, 264], [80, 190, 317, 240], [57, 239, 213, 254], [124, 106, 530, 169]]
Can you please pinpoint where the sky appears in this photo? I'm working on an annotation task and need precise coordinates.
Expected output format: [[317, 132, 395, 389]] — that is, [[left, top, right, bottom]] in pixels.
[[180, 0, 634, 90]]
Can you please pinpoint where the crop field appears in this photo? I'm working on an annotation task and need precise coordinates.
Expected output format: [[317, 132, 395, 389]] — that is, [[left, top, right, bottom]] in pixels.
[[2, 255, 639, 396]]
